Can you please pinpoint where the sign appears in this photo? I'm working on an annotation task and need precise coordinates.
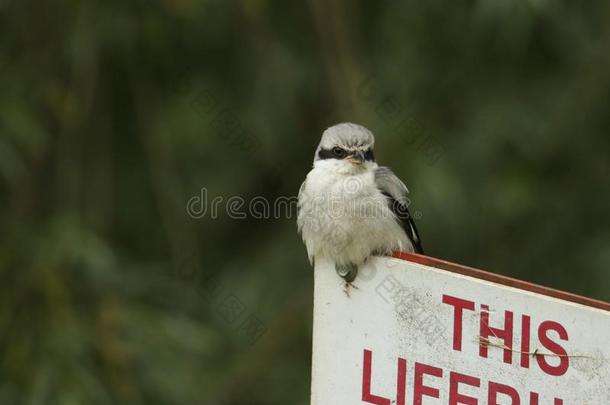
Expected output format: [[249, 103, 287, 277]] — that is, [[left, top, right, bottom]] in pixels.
[[310, 253, 610, 404]]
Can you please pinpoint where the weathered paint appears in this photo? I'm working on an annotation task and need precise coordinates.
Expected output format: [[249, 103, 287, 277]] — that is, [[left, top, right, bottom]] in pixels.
[[311, 255, 610, 404]]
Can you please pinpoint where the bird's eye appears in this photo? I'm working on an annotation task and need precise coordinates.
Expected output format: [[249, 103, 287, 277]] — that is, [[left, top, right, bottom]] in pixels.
[[332, 147, 346, 158], [364, 149, 375, 161]]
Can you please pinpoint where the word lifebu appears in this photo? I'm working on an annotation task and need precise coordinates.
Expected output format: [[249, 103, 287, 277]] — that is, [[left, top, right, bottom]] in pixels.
[[362, 350, 566, 405], [362, 294, 572, 404]]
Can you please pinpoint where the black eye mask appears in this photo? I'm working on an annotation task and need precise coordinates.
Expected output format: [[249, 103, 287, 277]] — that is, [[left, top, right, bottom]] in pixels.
[[318, 147, 375, 161]]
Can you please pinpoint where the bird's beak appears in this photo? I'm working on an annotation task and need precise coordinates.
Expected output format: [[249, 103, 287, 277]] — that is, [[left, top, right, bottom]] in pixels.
[[347, 151, 365, 165]]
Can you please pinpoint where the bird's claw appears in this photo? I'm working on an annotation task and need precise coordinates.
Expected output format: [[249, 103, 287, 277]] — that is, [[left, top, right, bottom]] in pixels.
[[336, 263, 359, 297], [342, 281, 359, 297]]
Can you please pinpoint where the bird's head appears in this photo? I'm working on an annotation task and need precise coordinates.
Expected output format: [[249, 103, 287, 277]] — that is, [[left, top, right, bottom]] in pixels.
[[313, 123, 376, 173]]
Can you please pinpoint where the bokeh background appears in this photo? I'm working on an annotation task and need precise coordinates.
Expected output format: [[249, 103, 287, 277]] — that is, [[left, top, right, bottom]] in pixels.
[[1, 0, 610, 404]]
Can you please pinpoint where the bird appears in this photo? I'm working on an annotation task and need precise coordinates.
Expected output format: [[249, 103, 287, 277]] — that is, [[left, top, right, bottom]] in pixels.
[[297, 122, 423, 291]]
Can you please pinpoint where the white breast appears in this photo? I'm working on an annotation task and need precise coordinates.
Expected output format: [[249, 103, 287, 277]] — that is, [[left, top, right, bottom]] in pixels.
[[297, 160, 413, 266]]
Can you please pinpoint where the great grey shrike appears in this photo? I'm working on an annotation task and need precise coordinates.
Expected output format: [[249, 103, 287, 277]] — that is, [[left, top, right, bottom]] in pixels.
[[297, 123, 423, 288]]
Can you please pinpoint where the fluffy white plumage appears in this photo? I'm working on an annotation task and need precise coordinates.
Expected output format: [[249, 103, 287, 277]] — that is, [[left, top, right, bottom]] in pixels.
[[297, 123, 419, 271]]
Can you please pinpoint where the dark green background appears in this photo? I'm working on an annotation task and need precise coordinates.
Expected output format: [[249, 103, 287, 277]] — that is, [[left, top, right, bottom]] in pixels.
[[1, 1, 609, 404]]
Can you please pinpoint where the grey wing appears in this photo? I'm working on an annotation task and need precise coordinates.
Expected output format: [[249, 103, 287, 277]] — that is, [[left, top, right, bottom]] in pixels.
[[374, 167, 424, 254]]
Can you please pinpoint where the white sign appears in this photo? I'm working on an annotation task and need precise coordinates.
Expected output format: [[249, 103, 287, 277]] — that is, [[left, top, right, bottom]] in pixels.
[[311, 254, 610, 405]]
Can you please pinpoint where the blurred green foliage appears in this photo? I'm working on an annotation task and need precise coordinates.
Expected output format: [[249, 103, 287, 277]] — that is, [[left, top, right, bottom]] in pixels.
[[1, 0, 609, 403]]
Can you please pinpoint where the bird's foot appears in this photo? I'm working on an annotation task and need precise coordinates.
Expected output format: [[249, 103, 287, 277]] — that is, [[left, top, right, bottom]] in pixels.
[[336, 263, 359, 297], [335, 263, 358, 283], [343, 281, 359, 297]]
